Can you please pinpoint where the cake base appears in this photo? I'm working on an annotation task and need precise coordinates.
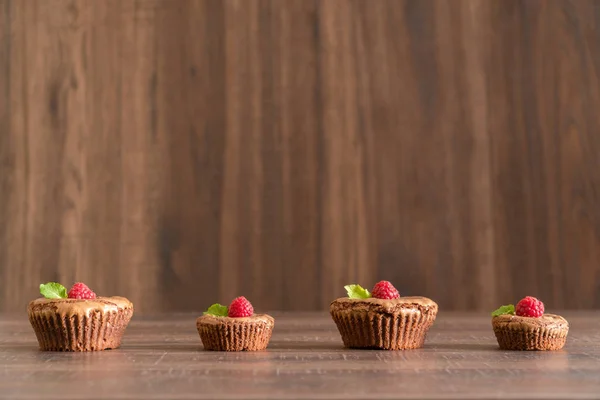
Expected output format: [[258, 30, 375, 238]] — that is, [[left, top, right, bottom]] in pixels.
[[492, 313, 569, 351], [196, 314, 274, 351], [330, 297, 438, 350], [28, 297, 134, 352]]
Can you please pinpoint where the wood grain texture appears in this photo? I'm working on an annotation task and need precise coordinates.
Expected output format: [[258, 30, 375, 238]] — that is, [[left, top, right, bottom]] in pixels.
[[0, 0, 10, 314], [1, 0, 600, 313], [488, 0, 600, 309], [1, 312, 600, 399]]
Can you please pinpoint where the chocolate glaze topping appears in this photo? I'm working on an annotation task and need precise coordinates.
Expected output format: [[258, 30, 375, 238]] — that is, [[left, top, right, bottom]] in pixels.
[[330, 296, 438, 315], [197, 314, 274, 326], [28, 296, 133, 318], [492, 313, 569, 330]]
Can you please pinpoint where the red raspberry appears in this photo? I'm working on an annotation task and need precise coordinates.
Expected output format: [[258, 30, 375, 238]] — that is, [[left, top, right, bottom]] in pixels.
[[371, 281, 400, 299], [68, 282, 97, 300], [228, 296, 254, 318], [515, 296, 544, 318]]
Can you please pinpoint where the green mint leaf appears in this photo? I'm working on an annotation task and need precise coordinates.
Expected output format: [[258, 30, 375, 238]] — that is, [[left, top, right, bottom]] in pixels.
[[203, 303, 228, 317], [491, 304, 515, 317], [345, 284, 372, 299], [39, 282, 67, 299]]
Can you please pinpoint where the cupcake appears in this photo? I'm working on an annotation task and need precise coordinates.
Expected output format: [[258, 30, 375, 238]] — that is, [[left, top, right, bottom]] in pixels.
[[330, 281, 438, 350], [28, 282, 134, 351], [491, 296, 568, 351], [196, 296, 274, 351]]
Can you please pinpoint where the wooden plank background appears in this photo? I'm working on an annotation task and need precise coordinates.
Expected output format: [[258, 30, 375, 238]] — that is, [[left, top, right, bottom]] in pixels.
[[1, 0, 599, 313]]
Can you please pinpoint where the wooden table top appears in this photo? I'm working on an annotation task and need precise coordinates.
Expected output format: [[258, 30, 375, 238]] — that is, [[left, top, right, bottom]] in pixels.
[[1, 312, 599, 399]]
